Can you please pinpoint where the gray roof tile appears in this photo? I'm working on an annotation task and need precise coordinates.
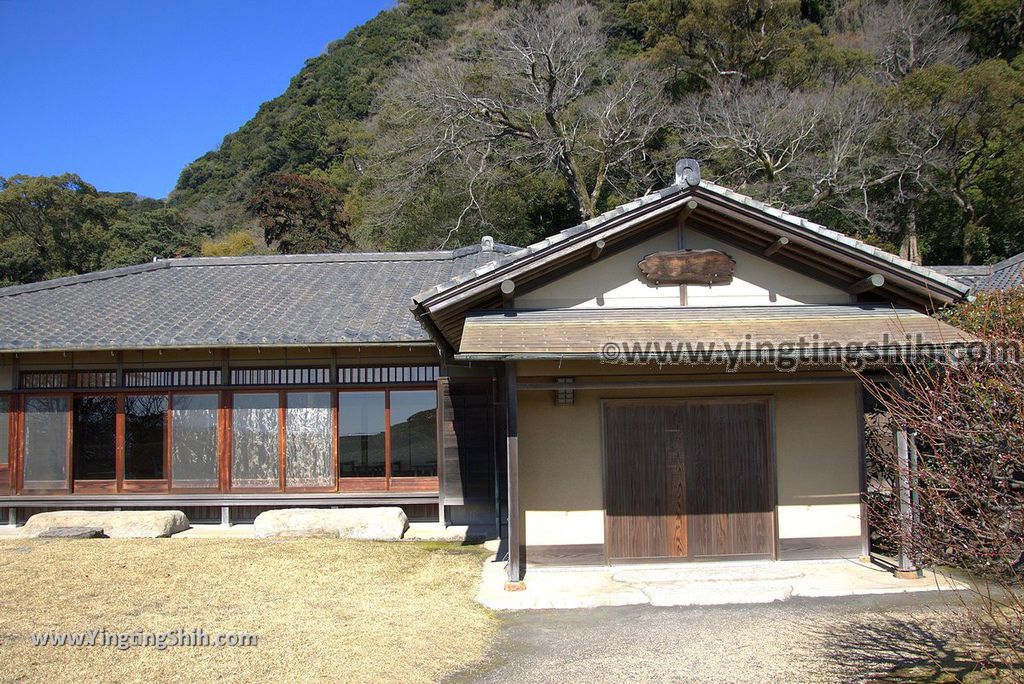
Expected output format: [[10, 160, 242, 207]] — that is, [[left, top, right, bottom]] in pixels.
[[0, 245, 517, 352]]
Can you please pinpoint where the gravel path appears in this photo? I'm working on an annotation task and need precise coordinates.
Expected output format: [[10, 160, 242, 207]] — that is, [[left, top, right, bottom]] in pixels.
[[455, 591, 965, 684]]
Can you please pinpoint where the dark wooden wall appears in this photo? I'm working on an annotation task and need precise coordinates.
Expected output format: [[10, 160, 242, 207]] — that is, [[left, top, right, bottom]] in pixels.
[[439, 376, 498, 511]]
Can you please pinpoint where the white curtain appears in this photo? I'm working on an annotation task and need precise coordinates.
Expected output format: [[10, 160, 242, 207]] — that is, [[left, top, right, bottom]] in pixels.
[[231, 393, 280, 488], [23, 396, 69, 488], [171, 393, 219, 488], [285, 392, 333, 488]]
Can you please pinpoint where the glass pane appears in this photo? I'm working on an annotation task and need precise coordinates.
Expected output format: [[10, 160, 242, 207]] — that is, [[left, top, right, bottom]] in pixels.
[[0, 396, 8, 466], [390, 390, 438, 478], [23, 396, 68, 489], [338, 392, 385, 478], [125, 395, 168, 480], [231, 393, 280, 488], [171, 393, 219, 489], [72, 396, 116, 480], [285, 392, 333, 489]]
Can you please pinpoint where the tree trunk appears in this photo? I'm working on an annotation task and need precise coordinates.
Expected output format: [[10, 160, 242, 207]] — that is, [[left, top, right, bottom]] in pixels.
[[900, 206, 921, 265]]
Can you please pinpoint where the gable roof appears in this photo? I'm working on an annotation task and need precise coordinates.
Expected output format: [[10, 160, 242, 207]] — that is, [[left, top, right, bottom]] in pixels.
[[412, 173, 969, 350], [0, 243, 517, 353]]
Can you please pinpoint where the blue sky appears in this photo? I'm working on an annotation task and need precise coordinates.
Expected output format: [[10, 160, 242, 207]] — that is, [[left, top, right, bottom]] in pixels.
[[0, 0, 392, 198]]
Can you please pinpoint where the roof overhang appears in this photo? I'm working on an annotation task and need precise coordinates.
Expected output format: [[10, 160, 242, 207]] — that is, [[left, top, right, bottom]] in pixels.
[[0, 341, 437, 355], [412, 183, 969, 352], [455, 305, 974, 364]]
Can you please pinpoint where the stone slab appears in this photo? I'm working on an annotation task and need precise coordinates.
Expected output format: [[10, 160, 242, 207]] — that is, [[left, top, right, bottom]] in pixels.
[[252, 507, 408, 540], [21, 510, 189, 539]]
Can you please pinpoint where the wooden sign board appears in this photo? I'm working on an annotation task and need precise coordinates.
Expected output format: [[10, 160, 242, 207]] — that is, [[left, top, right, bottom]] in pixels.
[[638, 249, 735, 285]]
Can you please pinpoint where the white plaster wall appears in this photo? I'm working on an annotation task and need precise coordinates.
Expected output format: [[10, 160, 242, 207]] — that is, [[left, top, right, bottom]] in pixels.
[[514, 227, 850, 309]]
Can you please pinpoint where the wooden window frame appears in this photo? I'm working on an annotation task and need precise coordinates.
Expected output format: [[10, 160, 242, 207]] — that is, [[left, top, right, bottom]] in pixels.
[[18, 392, 73, 495], [121, 393, 170, 493], [167, 391, 223, 494], [282, 390, 338, 494], [69, 392, 119, 494], [0, 393, 14, 494], [226, 389, 284, 494], [337, 387, 388, 493], [9, 370, 442, 497], [338, 386, 439, 494]]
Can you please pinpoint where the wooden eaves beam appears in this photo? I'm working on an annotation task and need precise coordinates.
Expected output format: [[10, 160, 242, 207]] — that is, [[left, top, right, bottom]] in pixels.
[[500, 279, 515, 307], [763, 236, 789, 257], [849, 273, 885, 294]]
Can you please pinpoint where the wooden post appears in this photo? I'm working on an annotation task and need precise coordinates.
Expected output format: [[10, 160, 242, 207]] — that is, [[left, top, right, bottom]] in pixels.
[[894, 425, 920, 579], [504, 361, 524, 588], [856, 383, 870, 561], [677, 199, 698, 223]]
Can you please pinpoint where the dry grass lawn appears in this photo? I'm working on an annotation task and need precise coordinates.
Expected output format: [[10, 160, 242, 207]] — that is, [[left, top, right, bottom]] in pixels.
[[0, 538, 496, 683]]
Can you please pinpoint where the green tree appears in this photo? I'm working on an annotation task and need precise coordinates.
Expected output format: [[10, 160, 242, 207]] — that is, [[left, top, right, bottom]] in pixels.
[[103, 206, 211, 268], [955, 0, 1023, 60], [0, 174, 122, 280], [897, 60, 1024, 263], [627, 0, 827, 91]]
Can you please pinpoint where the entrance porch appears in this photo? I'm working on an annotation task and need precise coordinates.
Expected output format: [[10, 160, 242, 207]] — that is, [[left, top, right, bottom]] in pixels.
[[501, 363, 871, 583]]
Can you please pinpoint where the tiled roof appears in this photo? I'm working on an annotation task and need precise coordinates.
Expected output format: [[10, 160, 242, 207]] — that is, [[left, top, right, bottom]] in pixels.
[[930, 265, 992, 288], [973, 253, 1024, 292], [0, 244, 517, 352], [931, 254, 1024, 292], [413, 179, 969, 303]]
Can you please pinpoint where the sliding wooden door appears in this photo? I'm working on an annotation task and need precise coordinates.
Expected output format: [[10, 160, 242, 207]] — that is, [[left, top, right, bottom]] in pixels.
[[603, 398, 774, 562]]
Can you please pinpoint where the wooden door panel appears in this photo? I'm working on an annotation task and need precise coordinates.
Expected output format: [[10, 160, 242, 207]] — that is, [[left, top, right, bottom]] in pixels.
[[604, 404, 677, 560], [685, 401, 773, 558], [604, 398, 774, 563]]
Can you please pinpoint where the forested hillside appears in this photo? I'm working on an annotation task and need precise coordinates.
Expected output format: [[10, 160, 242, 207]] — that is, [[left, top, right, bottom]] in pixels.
[[2, 0, 1022, 285]]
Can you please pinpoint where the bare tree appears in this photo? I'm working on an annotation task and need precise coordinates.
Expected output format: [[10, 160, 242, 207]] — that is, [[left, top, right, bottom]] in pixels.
[[676, 80, 919, 221], [861, 291, 1024, 680], [677, 80, 826, 200], [857, 0, 970, 84], [364, 0, 671, 244]]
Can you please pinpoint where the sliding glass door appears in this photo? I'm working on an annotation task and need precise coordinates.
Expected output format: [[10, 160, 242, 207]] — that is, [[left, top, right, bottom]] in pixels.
[[22, 396, 70, 491], [170, 393, 219, 490]]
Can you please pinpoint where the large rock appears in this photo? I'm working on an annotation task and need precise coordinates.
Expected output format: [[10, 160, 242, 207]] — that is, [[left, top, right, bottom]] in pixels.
[[21, 510, 189, 539], [36, 526, 104, 539], [253, 507, 409, 541]]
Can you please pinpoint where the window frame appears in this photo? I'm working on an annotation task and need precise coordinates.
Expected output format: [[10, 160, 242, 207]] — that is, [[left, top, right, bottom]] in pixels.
[[386, 388, 441, 492], [283, 390, 338, 493], [10, 369, 441, 496], [0, 394, 16, 494], [121, 393, 171, 491], [338, 386, 439, 493], [167, 391, 223, 493], [70, 393, 120, 493], [19, 393, 73, 495]]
